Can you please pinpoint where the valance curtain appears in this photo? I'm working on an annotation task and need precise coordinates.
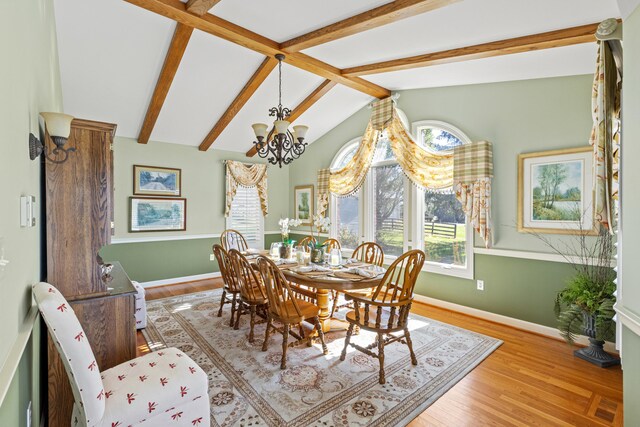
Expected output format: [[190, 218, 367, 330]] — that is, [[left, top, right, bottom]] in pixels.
[[327, 97, 494, 247], [453, 141, 493, 247], [590, 41, 621, 233], [224, 160, 268, 217]]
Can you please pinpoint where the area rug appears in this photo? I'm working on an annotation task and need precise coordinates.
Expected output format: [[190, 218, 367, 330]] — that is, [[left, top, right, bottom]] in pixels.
[[142, 289, 502, 426]]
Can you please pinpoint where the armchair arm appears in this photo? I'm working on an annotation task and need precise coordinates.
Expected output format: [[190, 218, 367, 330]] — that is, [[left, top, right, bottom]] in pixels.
[[344, 292, 410, 308]]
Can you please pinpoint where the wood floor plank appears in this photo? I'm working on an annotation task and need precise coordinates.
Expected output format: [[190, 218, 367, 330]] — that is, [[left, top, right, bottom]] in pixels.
[[137, 278, 623, 426]]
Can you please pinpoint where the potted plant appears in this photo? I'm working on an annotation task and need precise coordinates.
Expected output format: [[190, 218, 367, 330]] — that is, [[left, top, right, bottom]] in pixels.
[[532, 225, 618, 367], [310, 214, 331, 263], [278, 218, 301, 259]]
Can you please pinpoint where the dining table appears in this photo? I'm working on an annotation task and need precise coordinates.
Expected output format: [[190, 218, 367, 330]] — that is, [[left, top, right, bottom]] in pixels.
[[245, 250, 386, 332]]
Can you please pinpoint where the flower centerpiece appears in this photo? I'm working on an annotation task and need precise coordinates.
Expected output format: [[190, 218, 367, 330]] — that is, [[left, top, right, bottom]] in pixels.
[[310, 214, 331, 263], [278, 218, 301, 259]]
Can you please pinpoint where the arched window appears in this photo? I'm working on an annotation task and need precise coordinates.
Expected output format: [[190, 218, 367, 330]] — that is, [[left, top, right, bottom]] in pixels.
[[413, 120, 473, 278], [329, 117, 473, 278]]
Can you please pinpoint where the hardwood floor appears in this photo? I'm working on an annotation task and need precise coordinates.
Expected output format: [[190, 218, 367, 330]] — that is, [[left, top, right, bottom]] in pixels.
[[138, 279, 623, 426]]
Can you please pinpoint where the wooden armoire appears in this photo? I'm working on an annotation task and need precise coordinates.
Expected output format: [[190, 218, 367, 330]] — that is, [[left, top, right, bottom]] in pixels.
[[44, 118, 137, 426]]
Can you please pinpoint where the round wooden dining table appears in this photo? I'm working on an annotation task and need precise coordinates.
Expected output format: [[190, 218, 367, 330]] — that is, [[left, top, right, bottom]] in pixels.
[[281, 267, 385, 332]]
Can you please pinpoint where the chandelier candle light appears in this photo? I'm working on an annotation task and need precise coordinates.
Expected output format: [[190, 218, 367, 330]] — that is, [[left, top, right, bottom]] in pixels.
[[251, 54, 309, 168]]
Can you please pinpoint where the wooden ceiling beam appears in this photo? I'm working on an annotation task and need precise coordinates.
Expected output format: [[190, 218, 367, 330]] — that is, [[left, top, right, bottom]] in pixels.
[[281, 0, 459, 53], [186, 0, 222, 16], [245, 79, 337, 157], [342, 22, 601, 76], [138, 22, 193, 144], [124, 0, 390, 99], [198, 56, 279, 151]]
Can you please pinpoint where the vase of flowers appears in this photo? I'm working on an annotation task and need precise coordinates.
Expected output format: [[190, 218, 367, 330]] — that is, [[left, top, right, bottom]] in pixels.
[[310, 214, 331, 263], [278, 218, 301, 259]]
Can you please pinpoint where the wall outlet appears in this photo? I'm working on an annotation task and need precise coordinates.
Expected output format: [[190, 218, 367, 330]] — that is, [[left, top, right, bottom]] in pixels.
[[209, 254, 215, 261], [26, 401, 32, 427], [476, 280, 484, 291]]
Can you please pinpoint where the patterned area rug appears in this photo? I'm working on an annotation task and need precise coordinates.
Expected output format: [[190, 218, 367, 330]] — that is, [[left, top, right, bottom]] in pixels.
[[143, 290, 502, 426]]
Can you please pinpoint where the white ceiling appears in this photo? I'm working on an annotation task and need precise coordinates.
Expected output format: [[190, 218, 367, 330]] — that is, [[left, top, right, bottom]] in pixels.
[[54, 0, 620, 152]]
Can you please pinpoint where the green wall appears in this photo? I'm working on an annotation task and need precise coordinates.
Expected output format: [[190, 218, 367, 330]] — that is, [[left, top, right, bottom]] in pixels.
[[100, 138, 290, 282], [0, 0, 62, 424], [620, 4, 640, 425], [287, 75, 593, 328]]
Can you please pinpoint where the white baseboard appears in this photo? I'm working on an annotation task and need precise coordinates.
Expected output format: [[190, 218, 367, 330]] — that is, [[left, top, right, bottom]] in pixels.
[[413, 294, 617, 353], [140, 272, 221, 288]]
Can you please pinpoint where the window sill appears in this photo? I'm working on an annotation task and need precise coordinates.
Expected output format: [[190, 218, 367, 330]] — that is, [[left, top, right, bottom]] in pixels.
[[422, 261, 473, 280]]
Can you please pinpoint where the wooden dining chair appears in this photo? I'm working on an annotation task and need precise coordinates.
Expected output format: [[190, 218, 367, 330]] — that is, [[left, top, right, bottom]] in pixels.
[[256, 256, 328, 369], [298, 235, 317, 248], [228, 249, 268, 343], [221, 229, 249, 252], [213, 244, 241, 326], [352, 241, 385, 267], [324, 238, 341, 251], [330, 241, 385, 317], [340, 249, 425, 384]]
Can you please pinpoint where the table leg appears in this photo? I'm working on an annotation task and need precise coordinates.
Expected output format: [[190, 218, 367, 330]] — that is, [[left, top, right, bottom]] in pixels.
[[315, 289, 332, 332]]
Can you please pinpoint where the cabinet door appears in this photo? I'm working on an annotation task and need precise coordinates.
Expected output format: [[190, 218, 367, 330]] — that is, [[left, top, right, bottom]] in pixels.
[[45, 119, 117, 297]]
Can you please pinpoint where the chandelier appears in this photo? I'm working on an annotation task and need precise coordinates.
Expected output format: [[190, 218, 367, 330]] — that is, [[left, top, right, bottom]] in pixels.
[[251, 54, 308, 168]]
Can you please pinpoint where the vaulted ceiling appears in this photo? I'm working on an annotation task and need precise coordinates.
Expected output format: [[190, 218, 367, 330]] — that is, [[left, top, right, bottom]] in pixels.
[[54, 0, 620, 154]]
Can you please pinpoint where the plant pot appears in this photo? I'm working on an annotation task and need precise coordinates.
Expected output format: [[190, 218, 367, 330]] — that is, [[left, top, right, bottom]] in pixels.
[[279, 244, 292, 260], [574, 313, 620, 368], [310, 247, 324, 264]]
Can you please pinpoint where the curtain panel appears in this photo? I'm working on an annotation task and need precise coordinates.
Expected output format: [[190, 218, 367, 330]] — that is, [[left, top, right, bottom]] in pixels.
[[317, 168, 330, 217], [329, 123, 380, 197], [224, 160, 268, 217], [453, 141, 493, 248], [590, 41, 621, 233]]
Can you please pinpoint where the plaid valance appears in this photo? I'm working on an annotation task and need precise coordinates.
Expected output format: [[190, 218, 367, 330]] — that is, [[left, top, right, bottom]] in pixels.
[[370, 97, 394, 131], [453, 141, 493, 183], [317, 168, 330, 216]]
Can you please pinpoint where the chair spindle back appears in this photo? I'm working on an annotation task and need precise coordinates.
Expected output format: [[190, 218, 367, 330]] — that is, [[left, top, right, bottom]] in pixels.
[[298, 236, 317, 248], [221, 229, 249, 252], [212, 244, 240, 292], [228, 249, 266, 301], [323, 238, 341, 252], [352, 242, 385, 267], [256, 256, 302, 320]]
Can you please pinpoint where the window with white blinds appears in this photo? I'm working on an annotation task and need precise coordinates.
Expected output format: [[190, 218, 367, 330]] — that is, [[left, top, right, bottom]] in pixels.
[[226, 185, 264, 249]]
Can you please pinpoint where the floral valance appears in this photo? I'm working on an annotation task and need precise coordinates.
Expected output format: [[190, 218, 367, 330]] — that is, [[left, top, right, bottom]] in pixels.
[[224, 160, 268, 217], [590, 40, 620, 233]]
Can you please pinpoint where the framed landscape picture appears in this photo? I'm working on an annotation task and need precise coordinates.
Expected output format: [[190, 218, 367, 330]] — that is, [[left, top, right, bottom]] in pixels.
[[130, 197, 186, 232], [518, 146, 595, 235], [133, 165, 181, 196], [294, 185, 314, 225]]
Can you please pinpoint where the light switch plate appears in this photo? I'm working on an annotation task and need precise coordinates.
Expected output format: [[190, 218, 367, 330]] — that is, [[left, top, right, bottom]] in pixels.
[[20, 195, 36, 228]]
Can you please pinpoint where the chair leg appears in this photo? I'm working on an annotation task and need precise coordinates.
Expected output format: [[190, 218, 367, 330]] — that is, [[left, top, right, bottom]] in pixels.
[[377, 333, 386, 384], [217, 289, 227, 317], [234, 301, 242, 330], [313, 317, 328, 355], [330, 290, 339, 318], [229, 293, 238, 327], [281, 324, 290, 370], [248, 305, 257, 343], [262, 316, 273, 352], [340, 323, 355, 361], [404, 327, 418, 365]]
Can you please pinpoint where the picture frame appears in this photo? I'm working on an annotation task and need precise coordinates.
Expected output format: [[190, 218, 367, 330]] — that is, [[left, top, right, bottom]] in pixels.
[[133, 165, 181, 196], [517, 146, 596, 235], [129, 197, 187, 232], [294, 185, 314, 225]]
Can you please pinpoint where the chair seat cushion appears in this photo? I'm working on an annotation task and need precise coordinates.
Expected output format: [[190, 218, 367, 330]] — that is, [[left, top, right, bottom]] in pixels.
[[99, 348, 208, 427], [346, 306, 400, 331]]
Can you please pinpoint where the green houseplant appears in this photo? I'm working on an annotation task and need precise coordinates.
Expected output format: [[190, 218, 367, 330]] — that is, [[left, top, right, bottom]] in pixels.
[[533, 225, 618, 367]]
